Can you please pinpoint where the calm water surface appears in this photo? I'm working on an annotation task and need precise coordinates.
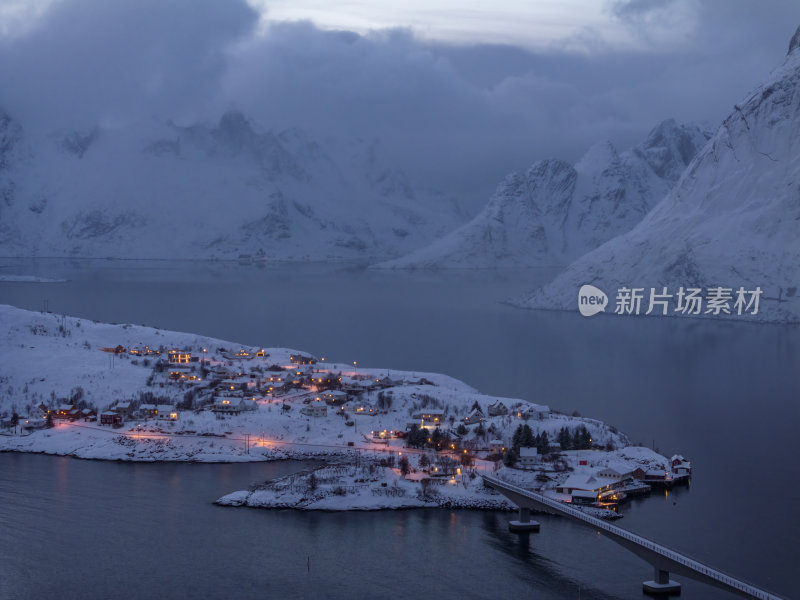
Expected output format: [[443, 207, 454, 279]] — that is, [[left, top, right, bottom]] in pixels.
[[0, 259, 797, 599]]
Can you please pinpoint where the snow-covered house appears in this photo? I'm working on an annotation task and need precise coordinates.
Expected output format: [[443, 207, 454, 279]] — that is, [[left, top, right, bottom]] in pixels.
[[571, 489, 598, 505], [290, 353, 317, 365], [226, 349, 252, 360], [644, 469, 669, 481], [517, 403, 550, 420], [489, 440, 506, 454], [557, 470, 620, 495], [487, 401, 508, 417], [463, 407, 484, 425], [100, 411, 122, 426], [415, 411, 445, 429], [214, 397, 258, 416], [266, 382, 286, 395], [113, 402, 132, 418], [595, 467, 623, 481], [54, 404, 79, 421], [139, 404, 157, 418], [300, 404, 327, 417], [213, 397, 244, 415], [518, 447, 539, 469], [30, 404, 49, 420], [322, 391, 349, 406], [156, 405, 178, 421], [168, 350, 192, 364], [373, 375, 399, 389], [354, 403, 378, 416], [670, 455, 692, 476]]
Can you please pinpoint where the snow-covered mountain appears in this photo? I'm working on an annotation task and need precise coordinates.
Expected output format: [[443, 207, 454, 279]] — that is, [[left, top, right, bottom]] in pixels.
[[0, 110, 467, 261], [515, 27, 800, 323], [373, 119, 711, 269]]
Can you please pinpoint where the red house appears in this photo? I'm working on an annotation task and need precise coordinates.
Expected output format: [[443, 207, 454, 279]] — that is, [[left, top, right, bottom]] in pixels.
[[100, 412, 122, 426], [53, 404, 80, 421]]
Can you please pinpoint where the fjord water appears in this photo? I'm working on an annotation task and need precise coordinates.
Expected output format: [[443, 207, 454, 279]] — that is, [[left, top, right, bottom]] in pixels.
[[0, 259, 797, 599]]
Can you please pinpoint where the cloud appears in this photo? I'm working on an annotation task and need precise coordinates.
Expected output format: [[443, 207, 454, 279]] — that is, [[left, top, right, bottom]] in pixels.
[[0, 0, 258, 131], [0, 0, 799, 207]]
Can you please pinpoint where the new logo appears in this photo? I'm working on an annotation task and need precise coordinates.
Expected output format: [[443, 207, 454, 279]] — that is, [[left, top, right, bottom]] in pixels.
[[578, 284, 608, 317]]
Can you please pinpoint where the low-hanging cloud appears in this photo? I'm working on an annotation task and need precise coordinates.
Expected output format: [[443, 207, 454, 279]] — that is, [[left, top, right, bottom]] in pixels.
[[1, 0, 799, 207]]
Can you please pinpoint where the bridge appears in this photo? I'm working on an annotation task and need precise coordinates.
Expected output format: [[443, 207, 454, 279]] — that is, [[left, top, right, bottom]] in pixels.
[[482, 474, 784, 599]]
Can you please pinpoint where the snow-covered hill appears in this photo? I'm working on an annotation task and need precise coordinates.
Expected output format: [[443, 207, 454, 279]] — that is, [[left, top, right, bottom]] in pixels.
[[0, 110, 467, 261], [373, 119, 710, 269], [0, 303, 630, 464], [514, 27, 800, 323]]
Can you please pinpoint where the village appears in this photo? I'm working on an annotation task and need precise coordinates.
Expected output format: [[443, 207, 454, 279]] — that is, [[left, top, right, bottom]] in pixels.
[[0, 306, 691, 514]]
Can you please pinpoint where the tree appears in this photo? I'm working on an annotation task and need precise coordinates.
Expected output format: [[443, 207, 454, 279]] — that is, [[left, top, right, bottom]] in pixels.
[[10, 412, 19, 429], [511, 425, 523, 450], [558, 426, 572, 450], [399, 455, 410, 476], [460, 452, 473, 467], [572, 427, 582, 449], [308, 472, 318, 492], [418, 453, 430, 468], [520, 424, 534, 447], [537, 431, 550, 455], [456, 423, 467, 436], [45, 412, 54, 428], [470, 400, 481, 412], [503, 451, 516, 467], [579, 426, 592, 449], [475, 422, 486, 439], [407, 425, 427, 449], [431, 428, 444, 450], [419, 477, 433, 498]]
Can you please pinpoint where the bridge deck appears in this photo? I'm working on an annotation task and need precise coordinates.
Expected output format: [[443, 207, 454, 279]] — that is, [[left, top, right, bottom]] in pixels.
[[482, 474, 784, 600]]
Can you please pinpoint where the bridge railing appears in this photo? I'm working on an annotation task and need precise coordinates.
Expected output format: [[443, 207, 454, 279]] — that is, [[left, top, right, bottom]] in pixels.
[[482, 475, 782, 600]]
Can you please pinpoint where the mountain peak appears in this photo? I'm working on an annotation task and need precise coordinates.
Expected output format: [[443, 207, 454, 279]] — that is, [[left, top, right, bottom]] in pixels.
[[575, 140, 618, 174], [217, 110, 254, 140], [788, 25, 800, 55], [634, 119, 711, 182]]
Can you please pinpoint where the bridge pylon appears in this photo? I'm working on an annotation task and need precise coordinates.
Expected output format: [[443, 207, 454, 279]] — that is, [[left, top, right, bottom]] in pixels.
[[643, 567, 682, 595], [508, 506, 540, 533]]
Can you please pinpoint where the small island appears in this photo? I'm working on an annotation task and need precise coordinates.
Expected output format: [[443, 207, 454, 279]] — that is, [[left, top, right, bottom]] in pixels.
[[0, 304, 689, 517]]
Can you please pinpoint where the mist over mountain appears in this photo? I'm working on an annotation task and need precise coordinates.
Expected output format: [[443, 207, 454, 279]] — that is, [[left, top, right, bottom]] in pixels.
[[0, 109, 469, 260], [515, 27, 800, 323], [374, 119, 711, 269]]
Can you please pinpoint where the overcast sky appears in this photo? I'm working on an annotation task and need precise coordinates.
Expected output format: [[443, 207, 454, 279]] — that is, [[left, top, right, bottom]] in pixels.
[[1, 0, 799, 206]]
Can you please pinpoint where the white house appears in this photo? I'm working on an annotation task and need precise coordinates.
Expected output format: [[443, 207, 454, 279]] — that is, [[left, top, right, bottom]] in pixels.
[[571, 489, 598, 505], [557, 470, 620, 495], [487, 401, 508, 417], [595, 467, 623, 480], [139, 403, 157, 418], [518, 446, 539, 469], [489, 440, 506, 454], [156, 405, 179, 421], [519, 403, 550, 420], [213, 397, 243, 415], [300, 404, 327, 417], [414, 410, 445, 429], [322, 391, 349, 406], [463, 407, 484, 425]]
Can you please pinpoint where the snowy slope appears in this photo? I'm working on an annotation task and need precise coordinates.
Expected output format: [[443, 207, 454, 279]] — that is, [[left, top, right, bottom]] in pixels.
[[373, 119, 710, 269], [0, 110, 467, 261], [515, 28, 800, 323], [0, 303, 633, 463]]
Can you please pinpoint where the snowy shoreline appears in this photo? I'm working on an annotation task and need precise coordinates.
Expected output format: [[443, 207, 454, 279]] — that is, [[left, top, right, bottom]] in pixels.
[[0, 304, 683, 515]]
